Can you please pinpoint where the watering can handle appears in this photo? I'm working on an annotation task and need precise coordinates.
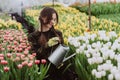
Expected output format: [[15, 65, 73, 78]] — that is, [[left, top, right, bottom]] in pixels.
[[63, 53, 76, 62]]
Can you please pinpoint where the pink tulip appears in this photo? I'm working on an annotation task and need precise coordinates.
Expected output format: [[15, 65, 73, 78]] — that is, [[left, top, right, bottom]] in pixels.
[[32, 53, 36, 57], [41, 59, 47, 64], [6, 53, 12, 58], [1, 60, 8, 65], [14, 41, 18, 45], [14, 57, 20, 62], [0, 57, 4, 60], [4, 66, 10, 72], [24, 50, 29, 56], [22, 61, 28, 66], [0, 54, 4, 57], [17, 64, 23, 69], [28, 62, 33, 67], [35, 60, 40, 64]]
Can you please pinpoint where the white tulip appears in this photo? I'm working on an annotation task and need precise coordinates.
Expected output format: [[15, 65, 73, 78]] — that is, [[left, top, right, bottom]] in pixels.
[[98, 30, 106, 36], [95, 72, 102, 78], [82, 36, 88, 42], [84, 32, 91, 40], [108, 74, 114, 80], [101, 71, 106, 76], [85, 39, 89, 44], [116, 56, 120, 63], [96, 41, 102, 49], [109, 52, 115, 59], [92, 69, 97, 76], [80, 45, 85, 51], [73, 41, 80, 47], [92, 57, 97, 63], [102, 52, 109, 60], [76, 48, 80, 53], [106, 42, 112, 47], [106, 60, 111, 64], [108, 31, 117, 38], [103, 63, 110, 71], [94, 48, 99, 53], [100, 47, 109, 54], [104, 36, 110, 41], [92, 43, 96, 48], [68, 36, 74, 44], [110, 67, 118, 75], [115, 73, 120, 80], [97, 65, 102, 71], [109, 64, 113, 70], [85, 53, 91, 58], [88, 58, 94, 65], [114, 54, 118, 60], [96, 57, 103, 64], [90, 34, 97, 41], [117, 63, 120, 67], [117, 37, 120, 42], [87, 45, 92, 49], [117, 66, 120, 71]]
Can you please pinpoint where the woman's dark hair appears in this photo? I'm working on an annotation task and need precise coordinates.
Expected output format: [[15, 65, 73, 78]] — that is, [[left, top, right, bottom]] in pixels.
[[38, 7, 61, 47], [39, 7, 58, 25]]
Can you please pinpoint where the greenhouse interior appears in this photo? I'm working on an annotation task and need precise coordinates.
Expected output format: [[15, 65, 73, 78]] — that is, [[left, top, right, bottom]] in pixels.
[[1, 0, 120, 80]]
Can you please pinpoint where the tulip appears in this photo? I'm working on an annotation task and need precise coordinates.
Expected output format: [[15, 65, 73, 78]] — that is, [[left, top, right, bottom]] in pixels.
[[35, 60, 40, 64], [28, 62, 33, 67], [17, 64, 23, 69], [1, 60, 8, 65], [4, 66, 10, 72], [41, 59, 47, 64], [6, 53, 12, 58]]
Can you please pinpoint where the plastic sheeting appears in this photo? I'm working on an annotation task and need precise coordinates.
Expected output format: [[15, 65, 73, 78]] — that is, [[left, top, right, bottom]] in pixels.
[[0, 0, 120, 15], [0, 0, 52, 15]]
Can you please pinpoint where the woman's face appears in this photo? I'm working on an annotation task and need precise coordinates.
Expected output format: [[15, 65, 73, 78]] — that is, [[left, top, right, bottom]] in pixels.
[[44, 13, 57, 29]]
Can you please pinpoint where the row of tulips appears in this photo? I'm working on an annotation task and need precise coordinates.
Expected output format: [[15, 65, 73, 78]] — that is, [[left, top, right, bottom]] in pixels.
[[68, 30, 120, 80], [0, 29, 50, 80], [0, 19, 22, 30], [23, 3, 120, 44]]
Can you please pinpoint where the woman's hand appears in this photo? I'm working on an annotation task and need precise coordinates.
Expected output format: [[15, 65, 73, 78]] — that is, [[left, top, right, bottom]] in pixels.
[[47, 37, 60, 47]]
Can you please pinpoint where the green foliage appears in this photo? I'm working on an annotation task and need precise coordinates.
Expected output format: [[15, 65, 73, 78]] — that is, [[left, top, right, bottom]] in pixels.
[[74, 3, 120, 16], [98, 13, 120, 24], [73, 53, 97, 80]]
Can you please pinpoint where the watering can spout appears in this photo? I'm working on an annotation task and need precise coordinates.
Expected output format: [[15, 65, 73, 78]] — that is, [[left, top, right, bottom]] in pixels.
[[48, 44, 76, 67]]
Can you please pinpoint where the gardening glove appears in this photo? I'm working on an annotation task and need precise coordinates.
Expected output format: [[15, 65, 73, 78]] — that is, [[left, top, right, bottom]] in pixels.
[[47, 37, 59, 47]]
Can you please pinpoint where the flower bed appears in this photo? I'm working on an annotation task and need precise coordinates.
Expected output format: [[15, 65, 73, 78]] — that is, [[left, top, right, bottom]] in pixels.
[[68, 30, 120, 80], [0, 29, 50, 80]]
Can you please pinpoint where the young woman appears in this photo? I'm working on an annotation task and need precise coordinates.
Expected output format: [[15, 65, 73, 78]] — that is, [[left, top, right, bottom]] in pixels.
[[28, 7, 76, 80]]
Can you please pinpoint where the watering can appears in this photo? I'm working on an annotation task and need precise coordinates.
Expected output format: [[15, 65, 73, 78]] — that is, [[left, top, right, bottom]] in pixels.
[[48, 44, 76, 67]]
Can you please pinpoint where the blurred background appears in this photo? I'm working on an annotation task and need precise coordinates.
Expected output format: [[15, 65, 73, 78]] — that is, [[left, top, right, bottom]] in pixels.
[[0, 0, 120, 15]]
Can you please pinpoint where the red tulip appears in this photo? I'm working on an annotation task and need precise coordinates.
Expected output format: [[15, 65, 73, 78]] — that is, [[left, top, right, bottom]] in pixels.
[[1, 60, 8, 65], [35, 60, 40, 64], [41, 59, 47, 64], [4, 66, 10, 72]]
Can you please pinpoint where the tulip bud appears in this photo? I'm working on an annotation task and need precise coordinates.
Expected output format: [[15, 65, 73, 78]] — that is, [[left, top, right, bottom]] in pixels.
[[35, 60, 40, 64], [4, 66, 10, 72], [41, 59, 47, 64]]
